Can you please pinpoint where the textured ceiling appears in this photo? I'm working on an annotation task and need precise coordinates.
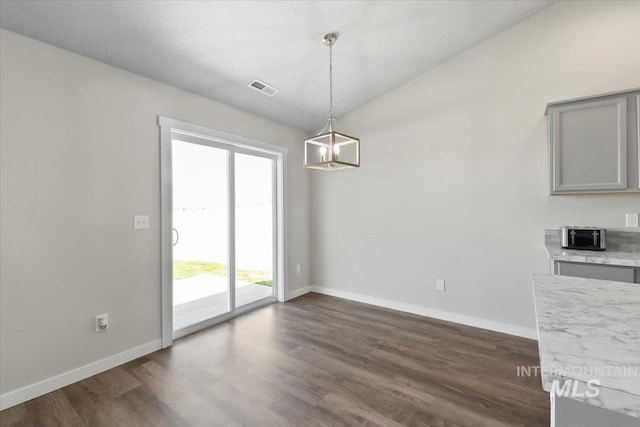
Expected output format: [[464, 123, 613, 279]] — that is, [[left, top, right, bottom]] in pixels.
[[0, 0, 555, 133]]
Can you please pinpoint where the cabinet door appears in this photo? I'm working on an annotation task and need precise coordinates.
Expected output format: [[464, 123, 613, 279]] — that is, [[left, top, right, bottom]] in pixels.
[[550, 96, 627, 193], [556, 261, 635, 283], [553, 396, 639, 427], [637, 94, 640, 189]]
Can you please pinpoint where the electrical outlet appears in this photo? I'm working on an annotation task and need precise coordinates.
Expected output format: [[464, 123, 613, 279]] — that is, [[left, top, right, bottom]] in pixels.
[[626, 213, 639, 227], [133, 215, 150, 230], [296, 264, 301, 274], [436, 279, 446, 292], [95, 313, 108, 332]]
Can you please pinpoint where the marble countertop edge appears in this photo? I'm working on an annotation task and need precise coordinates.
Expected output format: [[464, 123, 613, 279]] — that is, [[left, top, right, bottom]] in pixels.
[[532, 274, 640, 417], [541, 373, 640, 418], [544, 246, 640, 267]]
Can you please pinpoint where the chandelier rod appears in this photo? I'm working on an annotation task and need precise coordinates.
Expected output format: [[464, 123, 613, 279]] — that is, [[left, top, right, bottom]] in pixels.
[[328, 40, 333, 124], [323, 33, 338, 132]]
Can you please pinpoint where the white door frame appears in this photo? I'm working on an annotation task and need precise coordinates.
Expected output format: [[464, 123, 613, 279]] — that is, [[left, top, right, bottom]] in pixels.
[[158, 116, 288, 348]]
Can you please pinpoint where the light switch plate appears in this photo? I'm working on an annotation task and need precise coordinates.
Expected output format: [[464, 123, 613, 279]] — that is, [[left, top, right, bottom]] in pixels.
[[134, 215, 150, 229], [626, 213, 639, 227]]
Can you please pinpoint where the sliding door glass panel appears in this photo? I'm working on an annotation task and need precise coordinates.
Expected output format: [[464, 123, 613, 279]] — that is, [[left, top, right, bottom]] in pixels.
[[234, 153, 274, 308], [172, 140, 229, 331]]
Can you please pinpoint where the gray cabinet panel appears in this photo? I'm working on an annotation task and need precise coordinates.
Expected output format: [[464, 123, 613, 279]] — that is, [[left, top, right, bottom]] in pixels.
[[547, 88, 640, 194], [556, 261, 635, 283], [637, 94, 640, 189], [553, 396, 638, 427], [551, 97, 627, 192]]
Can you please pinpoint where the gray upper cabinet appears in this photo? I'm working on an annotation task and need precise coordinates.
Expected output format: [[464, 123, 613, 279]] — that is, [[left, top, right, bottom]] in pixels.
[[546, 89, 640, 194]]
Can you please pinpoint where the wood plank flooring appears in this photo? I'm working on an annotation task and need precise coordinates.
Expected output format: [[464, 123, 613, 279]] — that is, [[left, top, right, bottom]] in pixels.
[[0, 293, 549, 426]]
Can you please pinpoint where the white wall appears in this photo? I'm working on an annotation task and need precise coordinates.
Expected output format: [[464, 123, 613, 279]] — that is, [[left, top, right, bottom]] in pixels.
[[0, 29, 310, 396], [310, 1, 640, 333]]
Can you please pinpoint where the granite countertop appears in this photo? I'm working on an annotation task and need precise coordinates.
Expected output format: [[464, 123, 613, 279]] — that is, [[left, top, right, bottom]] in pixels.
[[532, 274, 640, 417], [544, 229, 640, 267]]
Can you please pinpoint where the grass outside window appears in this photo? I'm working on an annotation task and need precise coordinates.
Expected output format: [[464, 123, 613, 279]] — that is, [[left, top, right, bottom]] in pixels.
[[173, 260, 272, 287]]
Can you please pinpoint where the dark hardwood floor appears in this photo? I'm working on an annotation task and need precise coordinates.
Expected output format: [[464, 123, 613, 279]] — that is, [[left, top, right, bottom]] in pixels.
[[0, 293, 549, 426]]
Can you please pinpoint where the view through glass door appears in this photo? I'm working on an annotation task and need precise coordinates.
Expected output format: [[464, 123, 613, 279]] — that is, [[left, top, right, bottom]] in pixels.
[[234, 153, 274, 308], [171, 136, 277, 335]]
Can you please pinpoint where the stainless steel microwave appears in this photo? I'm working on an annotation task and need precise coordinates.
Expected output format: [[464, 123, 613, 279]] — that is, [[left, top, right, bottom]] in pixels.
[[561, 227, 606, 251]]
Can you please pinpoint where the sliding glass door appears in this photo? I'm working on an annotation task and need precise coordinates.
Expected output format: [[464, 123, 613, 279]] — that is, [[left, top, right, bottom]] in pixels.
[[163, 125, 281, 340], [234, 153, 275, 308], [171, 141, 231, 331]]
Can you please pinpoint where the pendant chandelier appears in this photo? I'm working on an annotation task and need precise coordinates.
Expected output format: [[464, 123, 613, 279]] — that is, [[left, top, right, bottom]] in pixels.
[[304, 33, 360, 171]]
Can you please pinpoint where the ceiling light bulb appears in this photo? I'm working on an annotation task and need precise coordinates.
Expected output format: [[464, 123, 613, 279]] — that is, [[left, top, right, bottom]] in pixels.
[[319, 146, 327, 162]]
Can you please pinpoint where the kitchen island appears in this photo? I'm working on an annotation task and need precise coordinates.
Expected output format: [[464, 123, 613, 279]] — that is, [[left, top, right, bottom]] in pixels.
[[532, 274, 640, 426]]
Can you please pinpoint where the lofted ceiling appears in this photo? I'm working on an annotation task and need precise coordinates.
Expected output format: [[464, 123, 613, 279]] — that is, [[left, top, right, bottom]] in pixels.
[[0, 0, 555, 133]]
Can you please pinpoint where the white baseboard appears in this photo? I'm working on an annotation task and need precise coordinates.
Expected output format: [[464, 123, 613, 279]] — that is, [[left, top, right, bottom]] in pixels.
[[0, 339, 162, 411], [286, 286, 312, 301], [310, 286, 538, 340]]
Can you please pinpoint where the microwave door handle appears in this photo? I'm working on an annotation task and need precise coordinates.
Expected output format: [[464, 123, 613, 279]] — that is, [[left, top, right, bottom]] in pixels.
[[593, 231, 598, 246]]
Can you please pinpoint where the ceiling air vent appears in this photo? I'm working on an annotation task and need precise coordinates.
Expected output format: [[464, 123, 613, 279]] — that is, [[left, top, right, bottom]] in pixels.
[[248, 79, 279, 97]]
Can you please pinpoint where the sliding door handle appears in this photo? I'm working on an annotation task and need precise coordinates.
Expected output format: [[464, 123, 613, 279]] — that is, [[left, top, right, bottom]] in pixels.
[[172, 228, 179, 247]]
